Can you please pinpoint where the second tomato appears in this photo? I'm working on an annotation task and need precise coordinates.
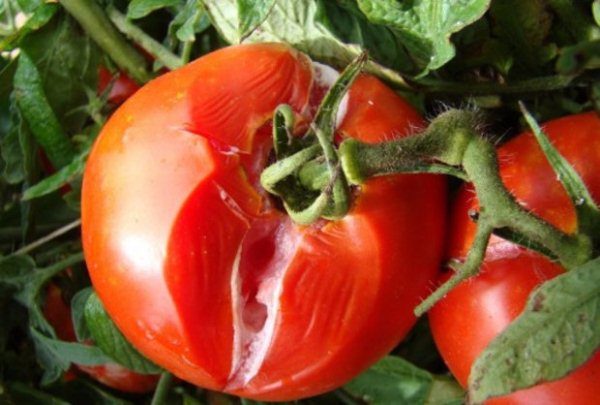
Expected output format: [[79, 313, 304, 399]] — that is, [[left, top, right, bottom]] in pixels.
[[429, 112, 600, 405]]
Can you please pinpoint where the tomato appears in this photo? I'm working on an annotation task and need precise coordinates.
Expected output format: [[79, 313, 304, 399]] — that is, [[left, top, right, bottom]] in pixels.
[[81, 43, 446, 400], [43, 284, 159, 393], [98, 67, 140, 105], [429, 112, 600, 404]]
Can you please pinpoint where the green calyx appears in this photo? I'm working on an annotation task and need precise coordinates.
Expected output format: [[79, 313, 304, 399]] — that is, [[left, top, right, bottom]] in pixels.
[[260, 52, 367, 225]]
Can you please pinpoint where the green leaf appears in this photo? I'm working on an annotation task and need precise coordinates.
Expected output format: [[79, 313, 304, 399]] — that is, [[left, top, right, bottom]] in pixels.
[[594, 0, 600, 27], [55, 379, 134, 405], [356, 0, 491, 73], [171, 0, 211, 42], [203, 0, 410, 87], [13, 52, 75, 169], [22, 150, 87, 201], [556, 40, 600, 75], [127, 0, 181, 20], [319, 0, 414, 73], [0, 3, 58, 52], [469, 257, 600, 403], [489, 0, 556, 74], [546, 0, 600, 42], [344, 356, 464, 404], [12, 253, 85, 336], [236, 0, 275, 41], [0, 254, 36, 288], [0, 253, 86, 385], [519, 102, 600, 238], [30, 327, 114, 367], [70, 287, 92, 342], [19, 13, 102, 135], [1, 101, 25, 184], [84, 292, 162, 374], [3, 381, 69, 405]]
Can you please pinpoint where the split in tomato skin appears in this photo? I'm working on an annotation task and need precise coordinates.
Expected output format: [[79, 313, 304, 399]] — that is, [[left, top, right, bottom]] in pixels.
[[43, 284, 159, 393], [429, 112, 600, 405], [82, 43, 447, 400]]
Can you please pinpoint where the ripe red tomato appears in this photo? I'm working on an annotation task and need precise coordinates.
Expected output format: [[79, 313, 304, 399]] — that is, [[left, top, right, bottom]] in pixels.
[[81, 43, 446, 400], [429, 112, 600, 404], [43, 284, 159, 393]]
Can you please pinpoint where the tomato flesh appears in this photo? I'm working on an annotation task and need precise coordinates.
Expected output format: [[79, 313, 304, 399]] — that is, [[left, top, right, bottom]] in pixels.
[[82, 43, 446, 400], [430, 112, 600, 404]]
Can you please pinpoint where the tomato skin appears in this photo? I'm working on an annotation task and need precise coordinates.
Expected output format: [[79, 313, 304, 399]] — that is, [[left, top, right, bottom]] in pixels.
[[429, 112, 600, 404], [82, 43, 446, 400], [43, 284, 159, 393]]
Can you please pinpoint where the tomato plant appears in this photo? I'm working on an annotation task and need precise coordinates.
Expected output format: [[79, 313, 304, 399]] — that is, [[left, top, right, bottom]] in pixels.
[[3, 1, 600, 403], [429, 112, 600, 404], [81, 43, 446, 400], [43, 284, 159, 393]]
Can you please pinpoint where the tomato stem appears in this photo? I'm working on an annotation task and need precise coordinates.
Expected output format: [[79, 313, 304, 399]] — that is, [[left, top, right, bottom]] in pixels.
[[415, 220, 494, 316], [58, 0, 151, 84], [337, 109, 593, 314]]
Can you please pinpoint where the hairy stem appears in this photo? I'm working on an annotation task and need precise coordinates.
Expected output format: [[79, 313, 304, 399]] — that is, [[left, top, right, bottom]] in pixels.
[[337, 109, 593, 314], [415, 219, 494, 316], [462, 136, 591, 269]]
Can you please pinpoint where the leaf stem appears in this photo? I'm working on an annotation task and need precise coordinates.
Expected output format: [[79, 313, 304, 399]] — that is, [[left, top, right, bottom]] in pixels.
[[14, 219, 81, 256], [180, 40, 194, 64], [150, 372, 173, 405], [106, 6, 183, 71], [58, 0, 151, 83], [40, 251, 85, 276], [414, 75, 577, 95]]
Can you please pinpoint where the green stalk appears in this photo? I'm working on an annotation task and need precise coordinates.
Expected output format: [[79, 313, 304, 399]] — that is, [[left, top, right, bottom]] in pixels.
[[336, 109, 593, 314], [41, 252, 85, 277], [150, 372, 173, 405], [106, 6, 183, 71], [58, 0, 151, 84], [414, 75, 576, 95], [461, 137, 591, 269], [14, 219, 81, 256]]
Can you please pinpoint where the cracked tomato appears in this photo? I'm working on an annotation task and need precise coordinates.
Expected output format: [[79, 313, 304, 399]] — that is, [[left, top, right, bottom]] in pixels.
[[429, 112, 600, 404], [81, 43, 446, 400]]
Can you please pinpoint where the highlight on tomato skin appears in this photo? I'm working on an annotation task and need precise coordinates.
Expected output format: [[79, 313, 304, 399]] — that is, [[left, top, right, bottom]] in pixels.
[[429, 112, 600, 405], [43, 284, 160, 393], [81, 43, 447, 400]]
